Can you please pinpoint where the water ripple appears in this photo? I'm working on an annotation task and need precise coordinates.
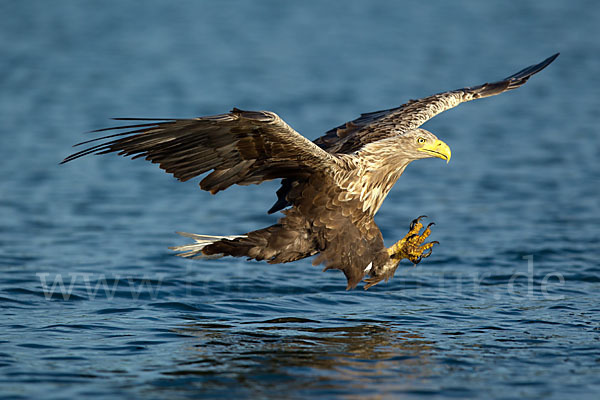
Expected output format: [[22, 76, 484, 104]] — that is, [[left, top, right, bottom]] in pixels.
[[2, 1, 600, 399]]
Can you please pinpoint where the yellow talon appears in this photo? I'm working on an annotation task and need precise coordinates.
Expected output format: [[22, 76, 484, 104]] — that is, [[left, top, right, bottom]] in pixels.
[[364, 216, 439, 290], [388, 216, 439, 264]]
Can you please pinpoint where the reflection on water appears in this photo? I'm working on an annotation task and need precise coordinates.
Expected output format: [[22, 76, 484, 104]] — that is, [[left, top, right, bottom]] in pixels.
[[169, 320, 436, 396]]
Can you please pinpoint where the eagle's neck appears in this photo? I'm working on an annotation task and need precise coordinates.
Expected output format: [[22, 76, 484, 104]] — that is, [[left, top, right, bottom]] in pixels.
[[357, 161, 410, 215], [337, 150, 413, 216]]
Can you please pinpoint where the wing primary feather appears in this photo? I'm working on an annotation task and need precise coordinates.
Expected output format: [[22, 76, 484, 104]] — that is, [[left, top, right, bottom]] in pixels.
[[503, 53, 559, 82], [470, 53, 560, 98], [90, 121, 173, 133], [76, 126, 168, 146]]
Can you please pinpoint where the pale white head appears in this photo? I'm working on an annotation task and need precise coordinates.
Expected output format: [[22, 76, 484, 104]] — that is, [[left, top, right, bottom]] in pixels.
[[395, 129, 451, 163]]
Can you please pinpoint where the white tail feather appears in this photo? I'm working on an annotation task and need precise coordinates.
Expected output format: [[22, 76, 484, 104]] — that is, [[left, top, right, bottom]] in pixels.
[[169, 232, 246, 259]]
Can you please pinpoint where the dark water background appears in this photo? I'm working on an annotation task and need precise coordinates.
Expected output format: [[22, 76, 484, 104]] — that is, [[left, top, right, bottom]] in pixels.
[[1, 1, 599, 398]]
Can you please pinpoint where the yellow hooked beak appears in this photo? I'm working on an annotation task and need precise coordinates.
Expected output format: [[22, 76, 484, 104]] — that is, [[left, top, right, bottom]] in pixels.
[[418, 139, 451, 163]]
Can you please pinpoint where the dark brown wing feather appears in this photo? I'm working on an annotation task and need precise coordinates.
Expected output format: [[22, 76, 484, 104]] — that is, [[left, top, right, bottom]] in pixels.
[[314, 53, 559, 154], [62, 108, 339, 193]]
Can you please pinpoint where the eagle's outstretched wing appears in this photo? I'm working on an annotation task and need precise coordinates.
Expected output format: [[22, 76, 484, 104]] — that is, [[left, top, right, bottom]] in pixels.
[[314, 53, 559, 154], [62, 108, 339, 193]]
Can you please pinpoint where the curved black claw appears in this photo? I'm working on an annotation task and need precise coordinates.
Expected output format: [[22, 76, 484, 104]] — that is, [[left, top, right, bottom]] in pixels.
[[421, 241, 440, 259], [410, 215, 428, 230]]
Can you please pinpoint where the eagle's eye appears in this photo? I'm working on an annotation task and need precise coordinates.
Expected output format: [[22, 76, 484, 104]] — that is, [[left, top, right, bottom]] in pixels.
[[417, 137, 426, 144]]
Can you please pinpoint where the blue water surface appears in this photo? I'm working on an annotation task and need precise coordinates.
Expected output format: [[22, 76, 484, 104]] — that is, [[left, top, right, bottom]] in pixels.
[[1, 1, 599, 399]]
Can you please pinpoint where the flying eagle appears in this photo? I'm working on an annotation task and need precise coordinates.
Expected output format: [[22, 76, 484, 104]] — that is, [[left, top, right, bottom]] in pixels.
[[62, 53, 558, 290]]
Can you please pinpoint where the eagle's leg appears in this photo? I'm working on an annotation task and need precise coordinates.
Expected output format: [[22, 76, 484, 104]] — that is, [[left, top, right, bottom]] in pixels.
[[363, 216, 438, 290], [388, 215, 439, 264]]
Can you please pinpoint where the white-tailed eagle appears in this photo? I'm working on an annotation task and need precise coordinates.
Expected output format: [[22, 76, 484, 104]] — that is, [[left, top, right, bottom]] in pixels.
[[62, 53, 558, 289]]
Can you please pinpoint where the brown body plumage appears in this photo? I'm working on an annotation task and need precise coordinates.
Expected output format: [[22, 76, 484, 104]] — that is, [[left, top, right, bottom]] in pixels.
[[62, 54, 558, 289]]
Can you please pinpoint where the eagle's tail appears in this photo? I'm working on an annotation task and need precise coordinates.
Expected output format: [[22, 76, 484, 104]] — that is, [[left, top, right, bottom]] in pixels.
[[169, 223, 313, 263], [169, 232, 247, 259]]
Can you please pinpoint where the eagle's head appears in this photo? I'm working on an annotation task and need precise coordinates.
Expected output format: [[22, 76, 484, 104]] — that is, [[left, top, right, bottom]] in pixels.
[[400, 129, 451, 163]]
